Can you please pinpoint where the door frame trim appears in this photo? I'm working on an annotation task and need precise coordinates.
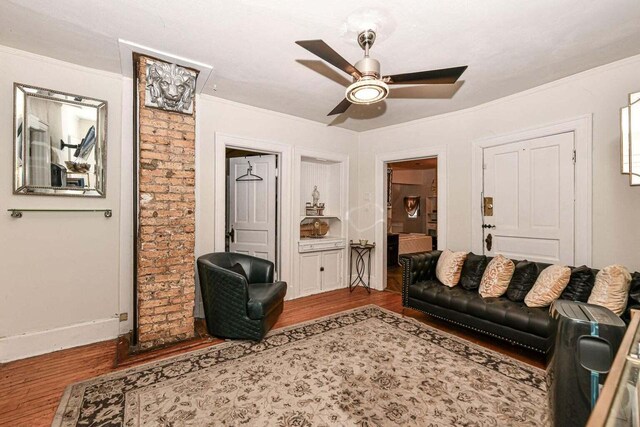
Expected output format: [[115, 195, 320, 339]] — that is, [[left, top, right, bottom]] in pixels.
[[213, 133, 293, 292], [471, 115, 593, 265], [374, 146, 448, 291]]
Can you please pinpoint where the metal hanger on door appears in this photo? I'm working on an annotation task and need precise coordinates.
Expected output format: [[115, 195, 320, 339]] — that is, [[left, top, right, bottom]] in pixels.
[[235, 160, 263, 182]]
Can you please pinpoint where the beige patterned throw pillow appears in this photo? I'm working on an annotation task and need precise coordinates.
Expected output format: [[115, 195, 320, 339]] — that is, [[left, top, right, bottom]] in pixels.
[[524, 265, 571, 307], [588, 265, 631, 315], [479, 255, 515, 298], [435, 249, 467, 287]]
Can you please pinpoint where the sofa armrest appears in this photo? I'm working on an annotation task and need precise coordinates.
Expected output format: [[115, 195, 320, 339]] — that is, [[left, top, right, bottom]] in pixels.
[[400, 251, 440, 306]]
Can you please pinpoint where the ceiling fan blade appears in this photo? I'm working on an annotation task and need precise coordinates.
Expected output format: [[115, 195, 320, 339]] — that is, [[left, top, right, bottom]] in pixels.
[[296, 40, 361, 79], [328, 98, 351, 116], [384, 66, 468, 85]]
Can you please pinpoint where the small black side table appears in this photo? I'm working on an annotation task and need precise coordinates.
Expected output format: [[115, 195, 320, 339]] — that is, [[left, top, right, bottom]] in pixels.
[[349, 241, 375, 293]]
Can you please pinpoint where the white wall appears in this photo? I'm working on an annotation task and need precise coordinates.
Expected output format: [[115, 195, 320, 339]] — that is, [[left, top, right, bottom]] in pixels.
[[0, 45, 358, 362], [0, 46, 123, 362], [357, 54, 640, 281], [194, 96, 358, 308]]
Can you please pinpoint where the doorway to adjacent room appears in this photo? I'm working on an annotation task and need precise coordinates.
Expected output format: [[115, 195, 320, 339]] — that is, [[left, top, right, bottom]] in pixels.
[[385, 157, 438, 293]]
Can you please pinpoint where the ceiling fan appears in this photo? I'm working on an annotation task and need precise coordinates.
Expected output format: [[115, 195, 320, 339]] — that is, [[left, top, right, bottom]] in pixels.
[[295, 30, 467, 116]]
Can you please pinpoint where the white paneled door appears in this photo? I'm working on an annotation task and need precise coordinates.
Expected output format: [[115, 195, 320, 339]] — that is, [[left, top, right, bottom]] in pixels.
[[228, 155, 277, 262], [482, 132, 575, 264]]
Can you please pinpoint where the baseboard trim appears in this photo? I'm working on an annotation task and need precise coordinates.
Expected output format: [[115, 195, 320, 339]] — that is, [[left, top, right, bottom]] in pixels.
[[0, 317, 119, 363], [349, 274, 379, 291]]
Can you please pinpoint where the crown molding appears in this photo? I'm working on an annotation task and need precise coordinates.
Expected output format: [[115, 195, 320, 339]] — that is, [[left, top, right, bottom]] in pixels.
[[118, 39, 213, 93]]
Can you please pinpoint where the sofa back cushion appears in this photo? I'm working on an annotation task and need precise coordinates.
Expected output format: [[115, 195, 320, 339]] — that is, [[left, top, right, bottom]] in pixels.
[[506, 261, 540, 302], [479, 255, 516, 298], [435, 249, 468, 287], [459, 253, 488, 291], [588, 265, 632, 315], [560, 266, 596, 302], [525, 265, 571, 307]]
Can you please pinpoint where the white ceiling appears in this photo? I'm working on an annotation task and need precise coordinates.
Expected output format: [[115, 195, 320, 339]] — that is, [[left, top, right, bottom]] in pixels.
[[2, 0, 640, 131]]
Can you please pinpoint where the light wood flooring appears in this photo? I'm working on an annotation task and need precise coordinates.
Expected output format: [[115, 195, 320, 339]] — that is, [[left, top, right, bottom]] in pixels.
[[0, 288, 545, 426]]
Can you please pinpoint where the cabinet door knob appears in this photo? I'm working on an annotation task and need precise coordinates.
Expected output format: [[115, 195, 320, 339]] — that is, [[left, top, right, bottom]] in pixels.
[[320, 267, 324, 272]]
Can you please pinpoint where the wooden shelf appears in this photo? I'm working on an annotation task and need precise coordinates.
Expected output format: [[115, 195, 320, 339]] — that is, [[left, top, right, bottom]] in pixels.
[[300, 215, 341, 221]]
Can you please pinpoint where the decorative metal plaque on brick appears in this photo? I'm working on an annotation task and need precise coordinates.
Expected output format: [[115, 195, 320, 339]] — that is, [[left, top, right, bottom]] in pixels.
[[145, 58, 196, 114]]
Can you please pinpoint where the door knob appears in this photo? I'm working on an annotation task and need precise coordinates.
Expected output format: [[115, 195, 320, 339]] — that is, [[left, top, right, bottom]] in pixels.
[[485, 233, 493, 251], [227, 227, 235, 243], [482, 224, 496, 229]]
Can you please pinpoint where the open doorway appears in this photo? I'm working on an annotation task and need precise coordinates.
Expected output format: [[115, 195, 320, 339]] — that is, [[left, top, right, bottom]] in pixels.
[[225, 148, 280, 276], [385, 157, 438, 293]]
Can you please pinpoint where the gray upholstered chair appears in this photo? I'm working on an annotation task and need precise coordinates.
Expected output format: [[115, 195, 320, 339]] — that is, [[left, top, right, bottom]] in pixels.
[[197, 252, 287, 340]]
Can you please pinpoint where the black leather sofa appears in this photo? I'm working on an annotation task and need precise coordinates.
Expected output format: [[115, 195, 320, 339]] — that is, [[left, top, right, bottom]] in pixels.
[[401, 250, 590, 354], [197, 253, 287, 341]]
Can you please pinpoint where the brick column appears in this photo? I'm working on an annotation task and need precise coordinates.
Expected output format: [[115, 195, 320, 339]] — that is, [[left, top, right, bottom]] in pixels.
[[135, 55, 196, 350]]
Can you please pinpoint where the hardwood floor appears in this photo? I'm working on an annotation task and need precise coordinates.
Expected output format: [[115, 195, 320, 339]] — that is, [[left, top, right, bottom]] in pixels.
[[386, 264, 403, 293], [0, 288, 545, 426]]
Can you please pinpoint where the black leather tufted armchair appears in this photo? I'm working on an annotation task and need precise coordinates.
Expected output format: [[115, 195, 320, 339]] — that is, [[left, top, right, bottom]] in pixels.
[[197, 253, 287, 341]]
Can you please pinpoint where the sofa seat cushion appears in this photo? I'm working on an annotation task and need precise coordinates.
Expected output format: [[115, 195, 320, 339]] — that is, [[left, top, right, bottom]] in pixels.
[[247, 281, 287, 320], [409, 280, 473, 311], [408, 280, 553, 338]]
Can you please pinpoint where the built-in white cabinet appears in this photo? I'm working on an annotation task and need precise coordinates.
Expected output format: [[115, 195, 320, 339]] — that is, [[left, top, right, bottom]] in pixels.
[[299, 250, 343, 296], [320, 250, 343, 290], [292, 149, 349, 299]]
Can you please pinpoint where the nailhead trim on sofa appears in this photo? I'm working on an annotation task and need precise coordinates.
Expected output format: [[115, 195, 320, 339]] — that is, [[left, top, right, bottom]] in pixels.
[[403, 303, 544, 353], [400, 253, 545, 354]]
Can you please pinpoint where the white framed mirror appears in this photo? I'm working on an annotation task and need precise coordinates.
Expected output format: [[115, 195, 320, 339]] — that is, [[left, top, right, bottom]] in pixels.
[[629, 91, 640, 186], [13, 83, 107, 197], [621, 105, 629, 174]]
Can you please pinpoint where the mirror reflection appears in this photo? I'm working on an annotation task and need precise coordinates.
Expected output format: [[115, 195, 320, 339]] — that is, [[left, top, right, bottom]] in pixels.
[[14, 83, 107, 196]]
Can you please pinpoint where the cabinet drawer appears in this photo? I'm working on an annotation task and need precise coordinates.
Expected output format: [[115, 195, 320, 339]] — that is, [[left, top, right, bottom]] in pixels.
[[299, 238, 346, 253]]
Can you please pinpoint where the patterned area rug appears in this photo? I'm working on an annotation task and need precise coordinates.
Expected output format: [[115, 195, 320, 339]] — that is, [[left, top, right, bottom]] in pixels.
[[54, 306, 549, 426]]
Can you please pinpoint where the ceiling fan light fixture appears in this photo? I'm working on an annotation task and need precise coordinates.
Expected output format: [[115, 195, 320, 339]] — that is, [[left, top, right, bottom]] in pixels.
[[295, 31, 467, 116], [346, 78, 389, 104]]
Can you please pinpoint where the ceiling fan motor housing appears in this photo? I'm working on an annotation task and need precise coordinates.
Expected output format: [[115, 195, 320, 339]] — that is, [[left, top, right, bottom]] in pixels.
[[355, 57, 381, 79]]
